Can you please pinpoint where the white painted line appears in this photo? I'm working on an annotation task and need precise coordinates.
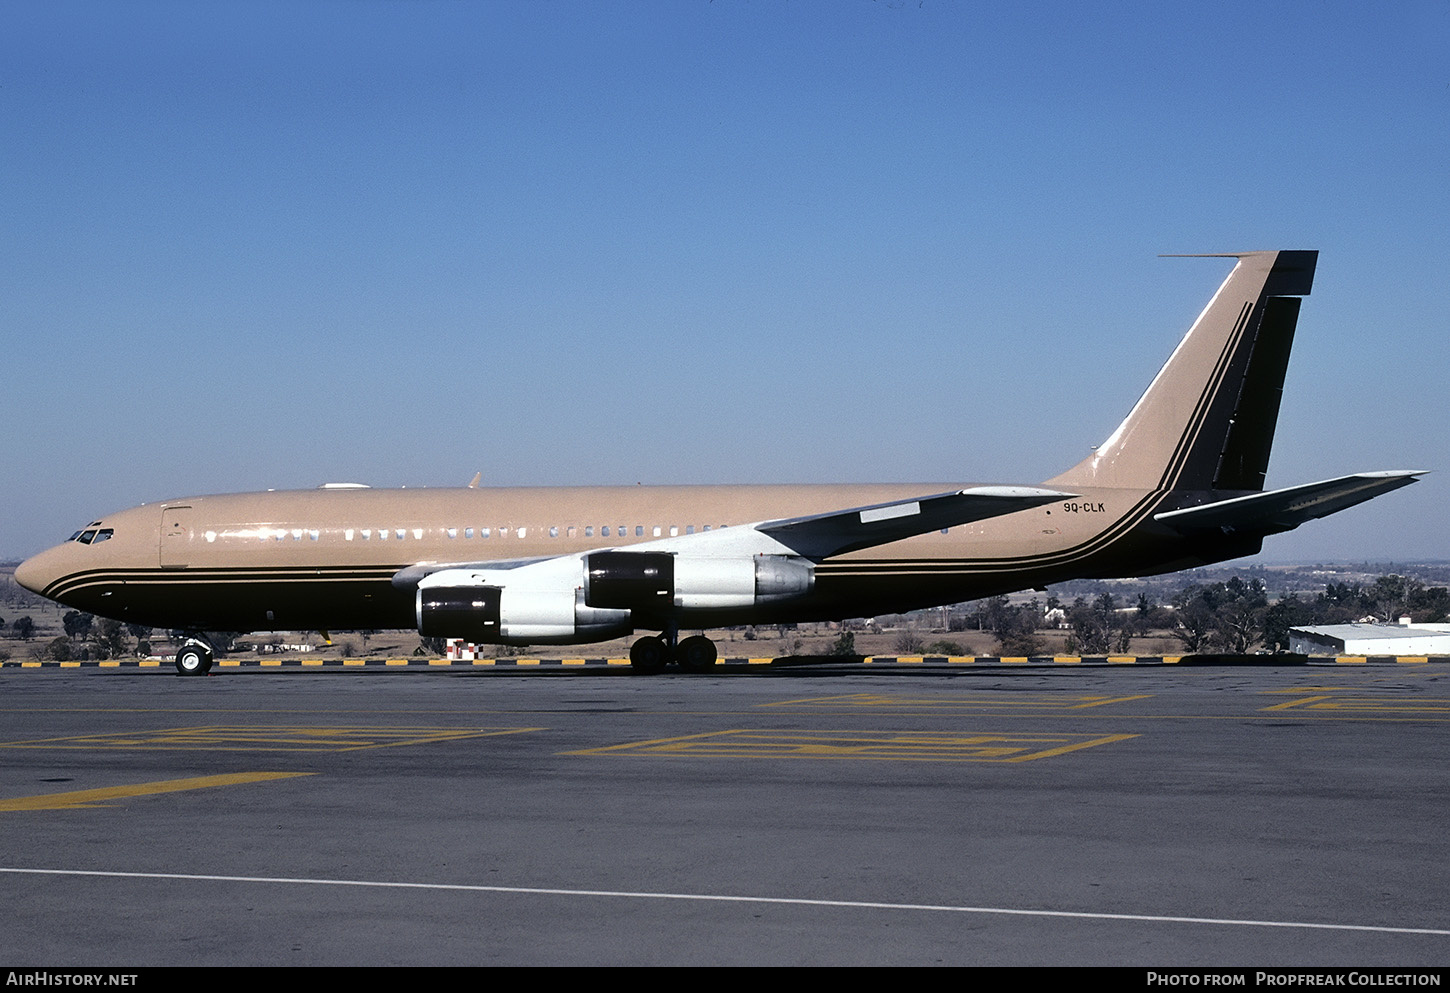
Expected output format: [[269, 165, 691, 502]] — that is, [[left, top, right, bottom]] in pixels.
[[2, 867, 1445, 936]]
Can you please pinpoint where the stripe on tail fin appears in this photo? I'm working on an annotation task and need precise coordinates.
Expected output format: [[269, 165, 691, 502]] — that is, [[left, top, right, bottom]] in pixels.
[[1047, 251, 1318, 493]]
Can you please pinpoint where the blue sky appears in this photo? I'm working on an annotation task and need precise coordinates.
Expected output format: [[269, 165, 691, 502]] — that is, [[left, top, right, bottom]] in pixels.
[[3, 1, 1446, 564]]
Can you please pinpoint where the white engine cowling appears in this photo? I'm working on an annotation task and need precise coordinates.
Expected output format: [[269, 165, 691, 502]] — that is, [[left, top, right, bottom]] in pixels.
[[416, 551, 815, 645], [416, 561, 631, 645], [584, 551, 814, 610]]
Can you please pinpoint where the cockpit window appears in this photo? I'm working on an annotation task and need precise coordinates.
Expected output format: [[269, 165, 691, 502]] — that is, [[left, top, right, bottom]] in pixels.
[[72, 527, 113, 545], [92, 529, 114, 543], [77, 529, 98, 544]]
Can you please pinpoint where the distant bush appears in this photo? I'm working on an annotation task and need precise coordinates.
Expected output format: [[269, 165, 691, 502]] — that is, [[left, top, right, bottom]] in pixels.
[[924, 639, 968, 656]]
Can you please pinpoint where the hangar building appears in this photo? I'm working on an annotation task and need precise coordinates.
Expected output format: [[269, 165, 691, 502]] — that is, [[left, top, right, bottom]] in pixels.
[[1289, 622, 1450, 656]]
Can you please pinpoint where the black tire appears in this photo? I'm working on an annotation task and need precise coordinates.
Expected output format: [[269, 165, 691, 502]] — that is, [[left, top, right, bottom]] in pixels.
[[175, 644, 213, 676], [629, 636, 669, 674], [676, 635, 718, 672]]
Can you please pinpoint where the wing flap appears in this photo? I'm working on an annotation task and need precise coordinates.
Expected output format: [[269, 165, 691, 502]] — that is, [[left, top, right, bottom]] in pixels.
[[1154, 471, 1425, 535]]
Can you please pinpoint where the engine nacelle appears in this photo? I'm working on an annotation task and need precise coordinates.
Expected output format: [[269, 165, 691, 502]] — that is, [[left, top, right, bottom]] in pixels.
[[417, 569, 631, 645], [584, 551, 814, 611]]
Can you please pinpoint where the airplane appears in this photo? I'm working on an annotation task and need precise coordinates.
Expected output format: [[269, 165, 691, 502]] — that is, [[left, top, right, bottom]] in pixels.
[[14, 250, 1423, 676]]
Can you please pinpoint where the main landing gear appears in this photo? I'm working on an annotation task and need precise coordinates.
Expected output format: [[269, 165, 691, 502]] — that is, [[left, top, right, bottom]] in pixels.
[[629, 631, 718, 674], [174, 636, 215, 677]]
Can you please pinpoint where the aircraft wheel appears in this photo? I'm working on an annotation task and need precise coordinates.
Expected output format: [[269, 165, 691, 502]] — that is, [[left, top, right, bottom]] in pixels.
[[676, 635, 718, 672], [629, 636, 669, 674], [175, 643, 213, 677]]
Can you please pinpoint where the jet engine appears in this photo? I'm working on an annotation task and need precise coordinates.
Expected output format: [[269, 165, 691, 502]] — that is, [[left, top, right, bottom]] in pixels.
[[584, 551, 814, 611], [413, 551, 814, 646], [417, 582, 631, 644]]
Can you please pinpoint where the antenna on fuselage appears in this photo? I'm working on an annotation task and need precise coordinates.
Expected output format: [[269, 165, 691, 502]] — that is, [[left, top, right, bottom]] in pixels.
[[468, 472, 481, 489]]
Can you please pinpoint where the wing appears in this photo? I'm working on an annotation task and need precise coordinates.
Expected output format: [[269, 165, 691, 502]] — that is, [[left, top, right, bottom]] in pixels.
[[1153, 471, 1425, 535], [391, 485, 1072, 589], [392, 555, 554, 589], [756, 485, 1073, 558]]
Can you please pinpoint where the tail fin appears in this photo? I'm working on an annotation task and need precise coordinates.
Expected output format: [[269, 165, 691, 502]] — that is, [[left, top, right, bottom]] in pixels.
[[1047, 250, 1317, 493]]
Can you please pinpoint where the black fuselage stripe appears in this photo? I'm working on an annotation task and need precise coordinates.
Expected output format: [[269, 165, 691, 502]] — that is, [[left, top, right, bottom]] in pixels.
[[1156, 299, 1254, 491]]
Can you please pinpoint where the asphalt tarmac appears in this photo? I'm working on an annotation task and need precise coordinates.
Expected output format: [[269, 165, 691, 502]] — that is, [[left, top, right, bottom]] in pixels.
[[1, 662, 1446, 967]]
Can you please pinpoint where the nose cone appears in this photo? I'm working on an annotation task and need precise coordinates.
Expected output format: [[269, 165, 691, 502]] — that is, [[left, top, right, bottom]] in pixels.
[[14, 546, 63, 599]]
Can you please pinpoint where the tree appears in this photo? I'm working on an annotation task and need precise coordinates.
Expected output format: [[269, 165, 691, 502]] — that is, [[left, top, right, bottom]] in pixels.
[[1263, 593, 1310, 652], [1065, 593, 1129, 654], [12, 616, 35, 641], [893, 627, 924, 654], [1215, 577, 1268, 652], [63, 611, 94, 643], [972, 595, 1044, 655], [95, 618, 129, 659], [1170, 578, 1267, 653], [1169, 587, 1216, 652]]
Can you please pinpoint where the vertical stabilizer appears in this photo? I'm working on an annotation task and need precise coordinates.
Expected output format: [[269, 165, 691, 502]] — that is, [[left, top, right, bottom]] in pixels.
[[1047, 250, 1317, 493]]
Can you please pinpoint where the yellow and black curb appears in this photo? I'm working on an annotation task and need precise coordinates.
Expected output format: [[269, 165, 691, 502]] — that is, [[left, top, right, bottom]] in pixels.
[[3, 654, 1444, 670]]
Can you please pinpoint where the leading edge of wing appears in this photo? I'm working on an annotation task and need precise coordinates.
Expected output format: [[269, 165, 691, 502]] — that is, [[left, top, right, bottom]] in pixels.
[[392, 555, 554, 589], [757, 485, 1074, 558], [1153, 471, 1426, 536]]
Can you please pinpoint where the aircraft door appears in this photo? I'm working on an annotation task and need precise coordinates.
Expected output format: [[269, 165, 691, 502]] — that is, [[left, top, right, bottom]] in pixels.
[[160, 506, 192, 568]]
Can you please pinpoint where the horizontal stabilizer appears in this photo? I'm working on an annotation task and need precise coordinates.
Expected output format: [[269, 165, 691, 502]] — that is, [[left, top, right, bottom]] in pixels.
[[1153, 471, 1425, 535], [759, 486, 1072, 558]]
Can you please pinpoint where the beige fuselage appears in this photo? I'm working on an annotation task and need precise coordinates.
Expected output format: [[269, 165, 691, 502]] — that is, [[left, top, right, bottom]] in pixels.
[[18, 480, 1228, 637]]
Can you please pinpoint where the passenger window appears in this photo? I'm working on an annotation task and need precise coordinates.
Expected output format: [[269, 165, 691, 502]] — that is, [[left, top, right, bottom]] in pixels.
[[669, 526, 678, 537], [686, 525, 694, 535], [636, 526, 644, 537], [602, 526, 610, 537], [549, 527, 559, 538], [465, 528, 474, 539], [653, 526, 661, 537], [518, 528, 527, 538], [585, 526, 593, 537]]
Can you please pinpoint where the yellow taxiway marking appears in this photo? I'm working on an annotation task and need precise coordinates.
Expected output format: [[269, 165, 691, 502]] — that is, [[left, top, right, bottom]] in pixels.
[[566, 729, 1137, 762], [0, 725, 545, 752], [761, 692, 1152, 712], [0, 772, 313, 812], [1261, 693, 1450, 716]]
